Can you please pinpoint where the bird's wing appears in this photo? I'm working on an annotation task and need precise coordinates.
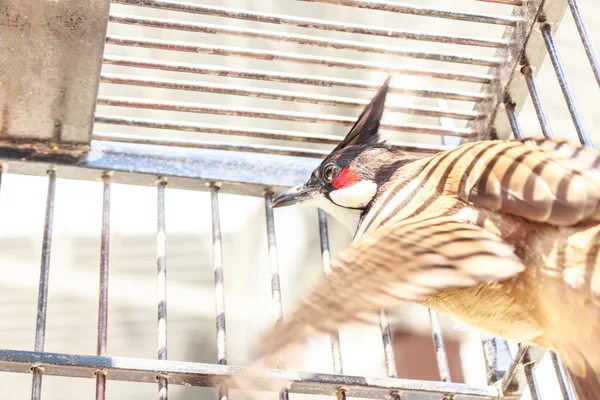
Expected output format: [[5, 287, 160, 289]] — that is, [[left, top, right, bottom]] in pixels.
[[453, 138, 600, 226], [251, 215, 524, 362]]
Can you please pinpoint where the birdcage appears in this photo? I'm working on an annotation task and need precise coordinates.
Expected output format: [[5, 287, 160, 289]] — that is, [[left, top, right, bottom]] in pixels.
[[0, 0, 598, 399]]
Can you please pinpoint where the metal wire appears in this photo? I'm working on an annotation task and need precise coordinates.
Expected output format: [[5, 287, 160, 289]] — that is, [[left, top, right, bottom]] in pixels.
[[524, 358, 541, 400], [100, 73, 480, 120], [541, 23, 592, 147], [102, 56, 487, 103], [428, 310, 451, 382], [505, 102, 524, 139], [567, 0, 600, 88], [31, 169, 57, 400], [93, 116, 452, 154], [379, 311, 401, 400], [302, 0, 518, 26], [521, 66, 553, 139], [210, 184, 229, 400], [317, 210, 346, 400], [264, 192, 290, 400], [156, 179, 168, 400], [109, 14, 500, 67], [105, 36, 493, 84], [112, 0, 507, 48], [95, 174, 112, 400], [550, 352, 576, 400], [95, 97, 475, 138]]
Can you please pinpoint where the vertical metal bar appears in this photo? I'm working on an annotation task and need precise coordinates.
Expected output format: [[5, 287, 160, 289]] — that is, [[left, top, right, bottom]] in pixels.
[[95, 174, 112, 400], [551, 352, 576, 400], [505, 102, 524, 139], [521, 66, 554, 139], [481, 338, 512, 385], [379, 311, 401, 400], [31, 168, 57, 400], [264, 192, 289, 400], [567, 0, 600, 88], [210, 184, 229, 400], [428, 310, 451, 382], [156, 179, 168, 400], [541, 23, 592, 146], [317, 210, 346, 400], [523, 355, 541, 400]]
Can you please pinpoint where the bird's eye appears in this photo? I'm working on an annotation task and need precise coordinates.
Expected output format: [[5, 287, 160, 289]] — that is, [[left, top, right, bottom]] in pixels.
[[322, 163, 339, 183]]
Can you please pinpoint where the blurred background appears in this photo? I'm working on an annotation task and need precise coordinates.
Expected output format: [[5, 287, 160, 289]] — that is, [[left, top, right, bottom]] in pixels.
[[1, 0, 599, 399]]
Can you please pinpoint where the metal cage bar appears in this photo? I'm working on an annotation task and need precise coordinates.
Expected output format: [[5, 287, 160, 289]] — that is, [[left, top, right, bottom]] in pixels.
[[104, 35, 494, 84], [95, 174, 112, 400], [567, 0, 600, 87], [264, 192, 290, 400], [317, 210, 346, 400], [111, 0, 508, 48], [550, 352, 576, 400], [303, 0, 519, 26], [428, 310, 451, 383], [378, 311, 401, 400], [210, 184, 229, 400], [156, 179, 169, 400], [95, 97, 474, 138], [99, 73, 480, 121], [102, 56, 487, 102], [30, 169, 57, 400], [541, 23, 591, 146], [521, 66, 554, 139], [108, 14, 501, 67]]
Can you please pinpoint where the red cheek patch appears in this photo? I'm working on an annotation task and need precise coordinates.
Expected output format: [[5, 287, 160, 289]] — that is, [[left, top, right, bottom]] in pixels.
[[333, 168, 360, 189]]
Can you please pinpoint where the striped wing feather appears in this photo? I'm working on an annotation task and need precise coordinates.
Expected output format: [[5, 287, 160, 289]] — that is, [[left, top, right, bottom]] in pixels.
[[252, 216, 524, 361], [454, 138, 600, 226]]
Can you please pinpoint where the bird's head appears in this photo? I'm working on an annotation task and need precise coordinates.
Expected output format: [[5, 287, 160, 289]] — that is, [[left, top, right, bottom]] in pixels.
[[271, 76, 413, 233]]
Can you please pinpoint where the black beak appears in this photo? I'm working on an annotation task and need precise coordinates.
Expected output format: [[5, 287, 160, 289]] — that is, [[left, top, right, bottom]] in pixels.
[[271, 184, 317, 208]]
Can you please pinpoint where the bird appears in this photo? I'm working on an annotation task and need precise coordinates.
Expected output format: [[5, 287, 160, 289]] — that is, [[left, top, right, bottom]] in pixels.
[[250, 76, 600, 400]]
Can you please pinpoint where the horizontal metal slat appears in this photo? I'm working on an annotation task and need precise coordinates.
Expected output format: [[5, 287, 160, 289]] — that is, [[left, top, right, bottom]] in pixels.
[[102, 56, 488, 102], [0, 350, 500, 399], [111, 0, 508, 48], [105, 35, 494, 84], [100, 73, 480, 120]]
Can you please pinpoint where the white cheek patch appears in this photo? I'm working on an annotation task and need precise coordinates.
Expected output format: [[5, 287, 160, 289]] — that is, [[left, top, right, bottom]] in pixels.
[[329, 180, 377, 208]]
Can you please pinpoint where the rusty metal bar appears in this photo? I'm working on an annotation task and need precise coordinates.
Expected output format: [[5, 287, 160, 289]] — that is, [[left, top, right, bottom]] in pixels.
[[481, 338, 512, 385], [505, 102, 524, 139], [541, 23, 591, 147], [31, 169, 57, 400], [111, 0, 507, 48], [264, 192, 290, 400], [521, 66, 553, 139], [302, 0, 518, 26], [210, 184, 228, 400], [102, 56, 487, 103], [156, 179, 168, 400], [550, 352, 575, 400], [105, 36, 493, 84], [100, 73, 480, 121], [109, 14, 500, 67], [476, 0, 522, 5], [428, 310, 451, 382], [567, 0, 600, 88], [317, 210, 346, 400], [0, 349, 501, 398], [501, 346, 545, 397], [93, 115, 450, 154], [95, 97, 475, 138], [95, 174, 112, 400], [93, 132, 330, 158], [379, 311, 401, 400]]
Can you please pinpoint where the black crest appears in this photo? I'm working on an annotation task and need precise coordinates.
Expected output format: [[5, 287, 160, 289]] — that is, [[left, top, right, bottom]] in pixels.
[[333, 76, 391, 152]]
